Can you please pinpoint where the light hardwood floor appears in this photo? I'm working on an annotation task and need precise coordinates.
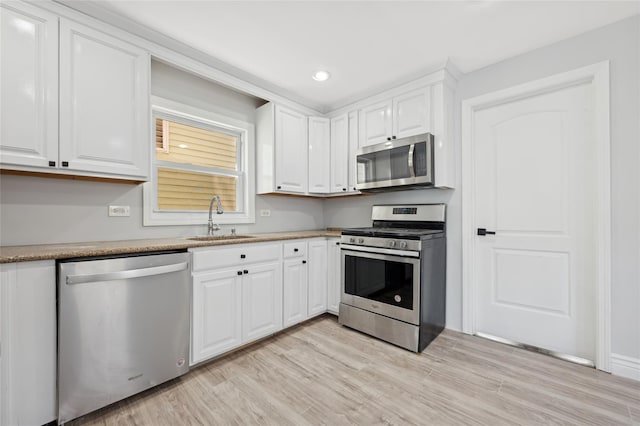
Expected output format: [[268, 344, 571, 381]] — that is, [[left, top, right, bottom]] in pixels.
[[70, 315, 640, 425]]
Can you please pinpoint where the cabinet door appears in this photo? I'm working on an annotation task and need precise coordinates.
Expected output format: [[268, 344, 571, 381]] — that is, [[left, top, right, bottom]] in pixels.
[[242, 262, 283, 343], [307, 239, 328, 317], [282, 258, 308, 327], [347, 111, 359, 193], [308, 116, 330, 193], [0, 2, 58, 169], [392, 87, 431, 139], [358, 100, 392, 147], [0, 261, 56, 426], [59, 19, 149, 179], [191, 269, 242, 364], [326, 239, 341, 315], [330, 114, 349, 193], [275, 105, 308, 193]]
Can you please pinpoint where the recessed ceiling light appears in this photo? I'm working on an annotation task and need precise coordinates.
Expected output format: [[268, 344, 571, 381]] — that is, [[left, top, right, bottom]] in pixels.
[[312, 70, 331, 82]]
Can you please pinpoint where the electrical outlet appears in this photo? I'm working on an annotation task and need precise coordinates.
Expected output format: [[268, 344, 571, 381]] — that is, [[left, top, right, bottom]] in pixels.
[[260, 209, 271, 217], [108, 205, 130, 217]]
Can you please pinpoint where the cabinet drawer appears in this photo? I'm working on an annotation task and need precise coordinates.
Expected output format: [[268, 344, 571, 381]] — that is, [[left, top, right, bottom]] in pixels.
[[191, 243, 282, 272], [283, 241, 307, 259]]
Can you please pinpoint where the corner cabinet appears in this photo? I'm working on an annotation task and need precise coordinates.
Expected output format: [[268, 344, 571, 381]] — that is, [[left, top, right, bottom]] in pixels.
[[0, 2, 150, 181], [256, 103, 308, 194], [0, 261, 57, 426]]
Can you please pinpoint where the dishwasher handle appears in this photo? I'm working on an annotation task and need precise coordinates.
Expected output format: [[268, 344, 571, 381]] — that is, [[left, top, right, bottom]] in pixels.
[[66, 261, 189, 285]]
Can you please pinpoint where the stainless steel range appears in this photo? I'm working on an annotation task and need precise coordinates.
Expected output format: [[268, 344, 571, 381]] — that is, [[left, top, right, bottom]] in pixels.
[[339, 204, 446, 352]]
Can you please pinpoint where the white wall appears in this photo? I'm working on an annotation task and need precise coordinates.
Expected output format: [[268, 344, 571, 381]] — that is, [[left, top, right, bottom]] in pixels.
[[0, 61, 325, 245], [325, 15, 640, 362]]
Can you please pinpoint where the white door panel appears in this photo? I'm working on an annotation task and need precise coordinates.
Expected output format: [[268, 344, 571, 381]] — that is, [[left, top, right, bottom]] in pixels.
[[474, 83, 596, 361]]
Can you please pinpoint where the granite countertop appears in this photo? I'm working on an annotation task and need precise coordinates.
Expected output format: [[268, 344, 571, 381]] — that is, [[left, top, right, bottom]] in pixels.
[[0, 230, 342, 264]]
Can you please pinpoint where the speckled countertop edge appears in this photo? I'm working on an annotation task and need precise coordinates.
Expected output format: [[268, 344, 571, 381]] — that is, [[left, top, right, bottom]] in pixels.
[[0, 230, 342, 264]]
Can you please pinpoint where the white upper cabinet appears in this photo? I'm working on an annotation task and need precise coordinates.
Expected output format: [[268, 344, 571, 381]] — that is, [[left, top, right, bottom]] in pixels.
[[0, 2, 58, 169], [358, 99, 392, 147], [308, 116, 330, 194], [0, 3, 150, 181], [59, 19, 149, 179], [257, 103, 309, 194], [330, 114, 349, 193], [347, 111, 359, 193], [358, 87, 431, 148], [393, 87, 431, 139]]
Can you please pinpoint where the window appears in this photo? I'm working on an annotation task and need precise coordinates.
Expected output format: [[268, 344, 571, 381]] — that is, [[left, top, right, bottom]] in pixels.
[[143, 97, 255, 226]]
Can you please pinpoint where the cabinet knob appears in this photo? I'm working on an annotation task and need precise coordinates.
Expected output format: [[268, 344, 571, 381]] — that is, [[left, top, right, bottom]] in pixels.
[[48, 161, 56, 167], [392, 135, 397, 140], [387, 137, 391, 141], [277, 185, 282, 190], [62, 161, 69, 167], [243, 269, 249, 274], [342, 188, 346, 191], [294, 248, 299, 252], [240, 254, 246, 259], [353, 187, 357, 191], [237, 271, 243, 276], [336, 242, 340, 245], [302, 260, 307, 264]]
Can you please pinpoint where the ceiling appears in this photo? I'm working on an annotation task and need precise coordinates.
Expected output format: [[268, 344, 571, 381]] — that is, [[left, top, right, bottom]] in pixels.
[[87, 1, 638, 112]]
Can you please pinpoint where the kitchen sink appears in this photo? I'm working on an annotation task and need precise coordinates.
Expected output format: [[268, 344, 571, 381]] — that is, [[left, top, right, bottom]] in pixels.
[[187, 235, 256, 241]]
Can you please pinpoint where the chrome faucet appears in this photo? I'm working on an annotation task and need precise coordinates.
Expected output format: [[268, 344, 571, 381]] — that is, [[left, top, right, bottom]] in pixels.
[[207, 195, 223, 235]]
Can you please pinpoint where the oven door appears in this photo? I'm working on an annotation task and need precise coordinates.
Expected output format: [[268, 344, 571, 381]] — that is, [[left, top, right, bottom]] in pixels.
[[341, 247, 420, 325]]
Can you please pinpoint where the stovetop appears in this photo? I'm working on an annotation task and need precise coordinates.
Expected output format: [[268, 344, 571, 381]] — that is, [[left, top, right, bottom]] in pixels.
[[341, 227, 444, 240]]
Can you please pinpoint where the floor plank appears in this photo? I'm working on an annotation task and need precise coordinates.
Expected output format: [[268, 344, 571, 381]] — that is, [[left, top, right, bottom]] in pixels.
[[69, 315, 638, 426]]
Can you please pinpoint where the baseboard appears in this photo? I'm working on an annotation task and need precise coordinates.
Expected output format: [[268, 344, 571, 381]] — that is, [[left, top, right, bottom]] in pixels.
[[611, 353, 640, 381]]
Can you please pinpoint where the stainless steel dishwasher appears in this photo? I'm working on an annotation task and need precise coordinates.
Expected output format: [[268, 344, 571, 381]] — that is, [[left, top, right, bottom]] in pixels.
[[57, 251, 190, 424]]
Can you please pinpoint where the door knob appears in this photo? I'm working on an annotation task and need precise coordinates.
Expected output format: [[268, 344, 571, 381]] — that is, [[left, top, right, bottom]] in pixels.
[[477, 228, 496, 236]]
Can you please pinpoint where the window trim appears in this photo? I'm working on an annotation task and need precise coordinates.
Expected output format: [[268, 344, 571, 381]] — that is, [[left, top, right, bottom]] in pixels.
[[143, 96, 255, 226]]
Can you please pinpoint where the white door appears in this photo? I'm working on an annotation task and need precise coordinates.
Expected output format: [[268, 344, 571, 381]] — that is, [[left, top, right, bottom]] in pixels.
[[473, 82, 596, 361]]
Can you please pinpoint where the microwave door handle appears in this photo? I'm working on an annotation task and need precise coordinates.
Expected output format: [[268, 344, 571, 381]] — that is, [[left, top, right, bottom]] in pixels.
[[407, 144, 416, 177]]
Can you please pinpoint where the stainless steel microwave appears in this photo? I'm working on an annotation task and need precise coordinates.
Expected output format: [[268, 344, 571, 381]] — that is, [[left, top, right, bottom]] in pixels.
[[356, 133, 434, 192]]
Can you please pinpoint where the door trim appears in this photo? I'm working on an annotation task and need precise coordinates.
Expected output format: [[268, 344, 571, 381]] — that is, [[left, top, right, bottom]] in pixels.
[[461, 61, 611, 371]]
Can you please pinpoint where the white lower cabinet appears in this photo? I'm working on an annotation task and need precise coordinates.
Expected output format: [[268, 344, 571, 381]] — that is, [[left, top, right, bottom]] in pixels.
[[190, 243, 283, 365], [0, 260, 56, 426], [190, 238, 337, 365], [307, 239, 328, 317], [242, 262, 283, 343], [191, 268, 243, 364], [327, 238, 341, 315], [283, 257, 308, 327]]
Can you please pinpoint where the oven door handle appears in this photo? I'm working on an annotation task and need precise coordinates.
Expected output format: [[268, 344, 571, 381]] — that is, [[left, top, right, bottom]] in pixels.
[[340, 244, 420, 258]]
